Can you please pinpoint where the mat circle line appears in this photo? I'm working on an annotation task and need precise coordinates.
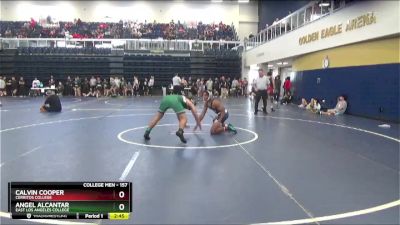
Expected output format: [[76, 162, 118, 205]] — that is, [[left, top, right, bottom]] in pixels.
[[117, 123, 259, 149]]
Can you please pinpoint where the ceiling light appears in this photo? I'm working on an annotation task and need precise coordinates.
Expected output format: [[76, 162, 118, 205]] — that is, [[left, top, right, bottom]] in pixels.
[[283, 62, 288, 65], [267, 64, 273, 68], [319, 2, 330, 7], [238, 0, 249, 3], [211, 0, 223, 3], [277, 62, 282, 65]]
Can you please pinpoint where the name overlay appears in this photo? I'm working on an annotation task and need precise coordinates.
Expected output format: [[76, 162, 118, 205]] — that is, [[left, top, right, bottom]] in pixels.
[[9, 182, 132, 220]]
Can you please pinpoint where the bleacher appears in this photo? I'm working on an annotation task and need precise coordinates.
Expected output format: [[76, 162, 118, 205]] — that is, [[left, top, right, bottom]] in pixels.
[[18, 47, 111, 55], [0, 47, 241, 87]]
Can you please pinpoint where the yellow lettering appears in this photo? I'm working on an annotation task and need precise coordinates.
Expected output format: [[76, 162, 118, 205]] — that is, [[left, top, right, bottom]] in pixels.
[[337, 24, 342, 33], [321, 28, 326, 38], [370, 12, 376, 24]]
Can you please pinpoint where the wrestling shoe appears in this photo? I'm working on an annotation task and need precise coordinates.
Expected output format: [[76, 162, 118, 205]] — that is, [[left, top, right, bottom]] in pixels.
[[176, 129, 187, 143], [144, 130, 151, 140], [227, 123, 237, 134]]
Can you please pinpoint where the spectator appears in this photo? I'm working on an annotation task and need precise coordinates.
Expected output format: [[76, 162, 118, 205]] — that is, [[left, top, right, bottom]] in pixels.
[[242, 77, 248, 97], [89, 76, 97, 93], [133, 76, 139, 96], [103, 78, 110, 97], [206, 77, 213, 93], [267, 72, 275, 111], [231, 77, 239, 97], [148, 76, 154, 96], [57, 81, 64, 96], [10, 76, 18, 97], [298, 98, 309, 108], [300, 98, 321, 114], [65, 76, 73, 96], [109, 77, 116, 96], [196, 78, 203, 98], [5, 77, 12, 96], [48, 75, 55, 87], [114, 76, 121, 95], [95, 77, 102, 98], [283, 76, 291, 96], [120, 77, 127, 96], [281, 91, 292, 105], [125, 81, 133, 96], [1, 20, 237, 40], [274, 75, 281, 103], [321, 96, 347, 116], [18, 77, 26, 97], [0, 76, 6, 96], [142, 78, 148, 96], [220, 76, 228, 99], [81, 77, 90, 96], [73, 76, 81, 97]]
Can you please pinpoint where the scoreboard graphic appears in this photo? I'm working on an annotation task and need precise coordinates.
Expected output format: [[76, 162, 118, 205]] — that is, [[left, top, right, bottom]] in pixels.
[[9, 182, 132, 220]]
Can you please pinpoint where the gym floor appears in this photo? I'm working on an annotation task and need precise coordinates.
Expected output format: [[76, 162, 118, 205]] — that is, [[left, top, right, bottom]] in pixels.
[[0, 96, 399, 225]]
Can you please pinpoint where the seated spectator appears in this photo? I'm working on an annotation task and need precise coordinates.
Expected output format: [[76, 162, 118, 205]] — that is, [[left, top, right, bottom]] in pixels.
[[306, 98, 321, 114], [0, 20, 237, 40], [298, 98, 308, 108], [280, 91, 292, 105], [40, 93, 62, 112], [321, 96, 347, 116], [299, 98, 322, 113], [103, 78, 110, 97]]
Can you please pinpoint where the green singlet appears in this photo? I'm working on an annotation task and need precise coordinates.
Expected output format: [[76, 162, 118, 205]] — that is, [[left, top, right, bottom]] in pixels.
[[158, 95, 188, 114]]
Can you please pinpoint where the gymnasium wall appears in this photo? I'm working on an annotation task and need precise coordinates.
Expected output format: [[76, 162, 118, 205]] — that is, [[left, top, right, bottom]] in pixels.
[[0, 0, 258, 41], [244, 0, 400, 66], [291, 36, 400, 122]]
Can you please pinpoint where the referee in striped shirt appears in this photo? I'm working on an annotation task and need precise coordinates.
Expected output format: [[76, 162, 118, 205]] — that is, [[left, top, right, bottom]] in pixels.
[[254, 68, 269, 115]]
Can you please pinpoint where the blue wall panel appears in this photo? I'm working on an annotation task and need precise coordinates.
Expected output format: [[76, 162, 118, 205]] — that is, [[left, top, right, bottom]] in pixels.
[[292, 64, 400, 122]]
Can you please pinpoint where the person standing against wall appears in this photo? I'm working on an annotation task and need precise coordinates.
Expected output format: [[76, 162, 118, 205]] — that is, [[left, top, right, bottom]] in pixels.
[[283, 76, 291, 96], [254, 68, 269, 115]]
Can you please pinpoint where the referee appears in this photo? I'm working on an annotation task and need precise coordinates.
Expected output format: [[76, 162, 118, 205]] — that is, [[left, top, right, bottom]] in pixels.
[[254, 68, 269, 115], [172, 73, 182, 95]]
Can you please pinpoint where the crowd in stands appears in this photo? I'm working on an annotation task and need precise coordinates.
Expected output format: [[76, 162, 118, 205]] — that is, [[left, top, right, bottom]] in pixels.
[[0, 18, 237, 40]]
